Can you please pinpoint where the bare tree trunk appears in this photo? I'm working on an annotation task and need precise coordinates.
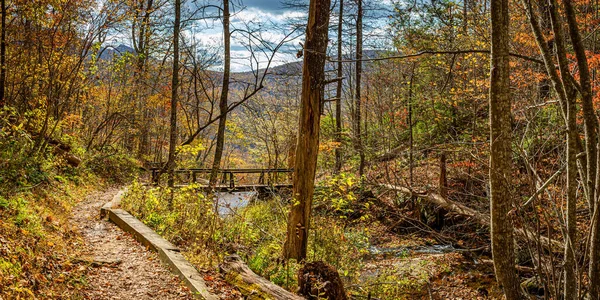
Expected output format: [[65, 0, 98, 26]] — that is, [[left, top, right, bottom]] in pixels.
[[563, 0, 598, 210], [546, 1, 578, 297], [489, 0, 520, 298], [562, 0, 600, 295], [354, 0, 364, 177], [283, 0, 330, 261], [210, 0, 231, 187], [0, 0, 6, 107], [334, 0, 343, 173], [408, 64, 414, 187], [167, 0, 181, 191], [135, 0, 154, 159]]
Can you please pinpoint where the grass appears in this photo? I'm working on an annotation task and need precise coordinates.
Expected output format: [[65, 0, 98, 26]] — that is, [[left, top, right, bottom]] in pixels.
[[0, 175, 100, 298], [120, 174, 436, 298]]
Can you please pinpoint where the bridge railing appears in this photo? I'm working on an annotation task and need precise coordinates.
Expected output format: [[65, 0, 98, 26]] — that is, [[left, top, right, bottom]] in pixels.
[[149, 167, 293, 189]]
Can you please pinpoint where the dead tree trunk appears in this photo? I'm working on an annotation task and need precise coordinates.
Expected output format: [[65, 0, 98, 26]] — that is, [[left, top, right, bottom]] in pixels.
[[283, 0, 331, 261], [219, 255, 304, 300], [210, 0, 231, 188], [489, 0, 521, 297]]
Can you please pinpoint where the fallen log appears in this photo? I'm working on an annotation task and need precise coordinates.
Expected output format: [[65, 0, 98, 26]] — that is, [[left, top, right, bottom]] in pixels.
[[379, 184, 563, 253], [40, 135, 81, 167], [219, 254, 304, 300], [54, 147, 82, 167]]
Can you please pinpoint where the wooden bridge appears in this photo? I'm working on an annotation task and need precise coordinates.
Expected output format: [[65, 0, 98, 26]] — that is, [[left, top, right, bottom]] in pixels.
[[149, 167, 293, 192]]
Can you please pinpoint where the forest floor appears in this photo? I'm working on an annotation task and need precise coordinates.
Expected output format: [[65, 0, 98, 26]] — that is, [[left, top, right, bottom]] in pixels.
[[70, 188, 193, 299]]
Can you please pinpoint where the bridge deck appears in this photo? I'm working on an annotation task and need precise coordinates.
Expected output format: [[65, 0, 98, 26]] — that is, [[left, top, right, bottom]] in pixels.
[[150, 167, 293, 191], [176, 184, 293, 192]]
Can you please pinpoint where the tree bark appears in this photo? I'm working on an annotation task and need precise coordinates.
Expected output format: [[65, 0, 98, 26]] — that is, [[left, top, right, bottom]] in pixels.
[[167, 0, 181, 190], [283, 0, 331, 261], [0, 0, 6, 107], [135, 0, 154, 159], [334, 0, 343, 173], [408, 64, 414, 187], [210, 0, 231, 187], [547, 1, 578, 297], [219, 255, 304, 300], [489, 0, 521, 298], [563, 0, 600, 295], [354, 0, 364, 177]]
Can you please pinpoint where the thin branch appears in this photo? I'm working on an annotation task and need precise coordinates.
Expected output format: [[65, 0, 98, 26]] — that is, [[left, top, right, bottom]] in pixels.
[[521, 165, 566, 209], [327, 49, 544, 65]]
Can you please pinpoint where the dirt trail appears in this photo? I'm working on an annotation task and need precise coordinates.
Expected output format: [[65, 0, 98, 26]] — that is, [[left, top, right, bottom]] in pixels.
[[71, 187, 194, 299]]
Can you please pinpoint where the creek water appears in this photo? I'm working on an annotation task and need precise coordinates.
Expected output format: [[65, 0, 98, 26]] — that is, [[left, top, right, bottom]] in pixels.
[[215, 191, 257, 216]]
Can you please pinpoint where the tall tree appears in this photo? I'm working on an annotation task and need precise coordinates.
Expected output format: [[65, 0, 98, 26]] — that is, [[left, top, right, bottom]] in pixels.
[[489, 0, 520, 298], [167, 0, 181, 189], [210, 0, 231, 187], [283, 0, 331, 260], [354, 0, 364, 177], [133, 0, 155, 159], [334, 0, 343, 173], [0, 0, 5, 107], [547, 1, 578, 297], [564, 6, 600, 300], [561, 0, 600, 296]]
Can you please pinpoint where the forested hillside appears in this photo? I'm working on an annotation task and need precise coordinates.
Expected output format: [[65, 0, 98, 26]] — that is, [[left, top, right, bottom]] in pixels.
[[3, 0, 600, 299]]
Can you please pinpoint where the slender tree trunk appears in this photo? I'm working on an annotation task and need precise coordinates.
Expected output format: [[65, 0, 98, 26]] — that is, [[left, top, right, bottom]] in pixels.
[[408, 64, 414, 187], [167, 0, 181, 190], [562, 0, 600, 294], [210, 0, 231, 187], [563, 0, 598, 211], [546, 1, 579, 297], [283, 0, 330, 261], [334, 0, 343, 173], [0, 0, 6, 107], [136, 0, 154, 159], [489, 0, 520, 298], [355, 0, 364, 177]]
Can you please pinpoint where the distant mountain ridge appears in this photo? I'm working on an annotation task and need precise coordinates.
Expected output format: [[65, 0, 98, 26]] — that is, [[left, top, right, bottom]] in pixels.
[[98, 44, 136, 61]]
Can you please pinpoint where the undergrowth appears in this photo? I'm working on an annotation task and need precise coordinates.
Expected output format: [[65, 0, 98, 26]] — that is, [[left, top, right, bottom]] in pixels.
[[121, 173, 377, 293], [0, 107, 139, 297]]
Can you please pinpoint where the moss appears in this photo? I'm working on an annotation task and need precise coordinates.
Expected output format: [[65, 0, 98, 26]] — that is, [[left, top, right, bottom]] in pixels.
[[224, 273, 273, 300]]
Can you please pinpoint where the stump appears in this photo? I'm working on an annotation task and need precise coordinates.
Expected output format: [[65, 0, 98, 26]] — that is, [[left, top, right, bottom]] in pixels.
[[297, 261, 348, 300]]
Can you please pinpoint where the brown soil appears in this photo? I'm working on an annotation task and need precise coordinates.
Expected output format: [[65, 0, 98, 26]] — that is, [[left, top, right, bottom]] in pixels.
[[70, 187, 194, 299]]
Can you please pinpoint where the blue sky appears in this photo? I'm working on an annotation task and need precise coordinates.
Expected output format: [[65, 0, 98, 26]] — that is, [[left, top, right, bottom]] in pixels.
[[106, 0, 395, 72], [194, 0, 395, 72]]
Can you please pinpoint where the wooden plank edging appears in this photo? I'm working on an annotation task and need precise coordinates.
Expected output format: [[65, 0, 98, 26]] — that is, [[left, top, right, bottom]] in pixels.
[[101, 189, 218, 300]]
